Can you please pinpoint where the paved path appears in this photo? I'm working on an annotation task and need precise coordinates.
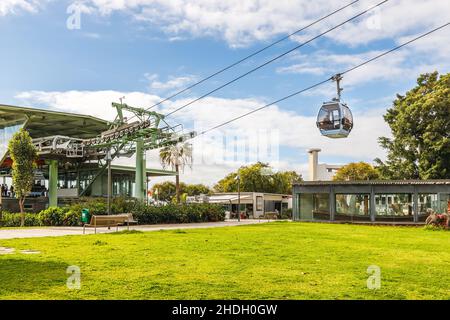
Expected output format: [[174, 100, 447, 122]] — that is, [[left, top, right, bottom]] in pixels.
[[0, 220, 272, 240]]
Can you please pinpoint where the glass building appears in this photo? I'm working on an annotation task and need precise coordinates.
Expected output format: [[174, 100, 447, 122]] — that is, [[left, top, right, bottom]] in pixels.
[[293, 180, 450, 223]]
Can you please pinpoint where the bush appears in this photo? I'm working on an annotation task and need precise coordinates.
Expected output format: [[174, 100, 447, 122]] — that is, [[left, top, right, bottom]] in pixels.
[[38, 207, 66, 226], [65, 197, 135, 216], [0, 199, 225, 227], [63, 210, 81, 226], [131, 203, 225, 225], [0, 212, 40, 227], [281, 208, 293, 220]]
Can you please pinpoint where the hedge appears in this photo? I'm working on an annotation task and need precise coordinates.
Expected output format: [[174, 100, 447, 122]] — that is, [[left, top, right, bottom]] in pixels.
[[131, 203, 225, 225], [0, 198, 225, 227]]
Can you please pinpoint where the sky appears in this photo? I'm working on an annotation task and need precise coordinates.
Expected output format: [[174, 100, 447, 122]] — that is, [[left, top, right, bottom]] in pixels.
[[0, 0, 449, 187]]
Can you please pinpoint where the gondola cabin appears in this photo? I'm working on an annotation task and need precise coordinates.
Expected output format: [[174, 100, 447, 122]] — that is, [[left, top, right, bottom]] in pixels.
[[316, 100, 353, 138]]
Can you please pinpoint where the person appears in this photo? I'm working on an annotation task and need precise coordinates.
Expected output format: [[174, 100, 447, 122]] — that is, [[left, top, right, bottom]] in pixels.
[[9, 185, 14, 198]]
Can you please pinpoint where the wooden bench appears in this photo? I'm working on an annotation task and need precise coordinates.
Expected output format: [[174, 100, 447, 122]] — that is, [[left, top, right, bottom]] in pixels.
[[83, 213, 137, 234]]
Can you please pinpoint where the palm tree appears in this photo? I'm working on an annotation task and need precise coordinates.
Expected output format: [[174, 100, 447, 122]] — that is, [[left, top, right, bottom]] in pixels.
[[159, 143, 193, 203]]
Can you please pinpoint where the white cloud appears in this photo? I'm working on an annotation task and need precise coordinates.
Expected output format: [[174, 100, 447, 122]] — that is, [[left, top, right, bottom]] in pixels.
[[145, 73, 197, 93], [278, 44, 450, 93], [277, 62, 326, 76], [78, 0, 450, 48], [15, 90, 162, 121], [0, 0, 46, 16], [15, 89, 392, 186]]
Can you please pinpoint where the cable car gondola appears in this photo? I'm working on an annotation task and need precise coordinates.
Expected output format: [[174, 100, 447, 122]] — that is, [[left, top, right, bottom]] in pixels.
[[316, 74, 353, 139]]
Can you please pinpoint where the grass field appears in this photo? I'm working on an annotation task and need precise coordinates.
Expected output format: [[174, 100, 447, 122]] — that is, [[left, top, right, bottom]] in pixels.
[[0, 222, 449, 300]]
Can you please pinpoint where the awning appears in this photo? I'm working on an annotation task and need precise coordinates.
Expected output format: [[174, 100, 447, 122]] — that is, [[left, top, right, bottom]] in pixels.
[[208, 194, 253, 204]]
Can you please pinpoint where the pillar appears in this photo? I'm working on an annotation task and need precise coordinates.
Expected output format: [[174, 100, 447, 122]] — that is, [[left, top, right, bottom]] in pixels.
[[134, 139, 145, 200], [329, 185, 335, 221], [370, 187, 376, 222], [48, 160, 58, 207], [307, 148, 321, 181], [413, 187, 419, 223]]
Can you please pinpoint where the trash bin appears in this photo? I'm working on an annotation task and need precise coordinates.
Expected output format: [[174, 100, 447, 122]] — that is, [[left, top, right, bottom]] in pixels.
[[81, 208, 90, 224]]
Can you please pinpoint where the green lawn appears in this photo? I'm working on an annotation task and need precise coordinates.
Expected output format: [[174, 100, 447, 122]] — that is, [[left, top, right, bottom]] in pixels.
[[0, 222, 449, 300]]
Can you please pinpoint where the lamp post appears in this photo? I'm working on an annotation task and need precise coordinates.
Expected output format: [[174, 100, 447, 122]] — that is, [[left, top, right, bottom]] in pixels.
[[106, 150, 112, 215], [235, 174, 241, 222]]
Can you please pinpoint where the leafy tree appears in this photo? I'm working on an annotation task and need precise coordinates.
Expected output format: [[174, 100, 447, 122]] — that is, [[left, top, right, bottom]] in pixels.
[[151, 181, 212, 202], [151, 181, 177, 202], [183, 184, 212, 197], [214, 162, 301, 194], [8, 129, 37, 227], [159, 143, 193, 203], [375, 72, 450, 179], [333, 162, 380, 181]]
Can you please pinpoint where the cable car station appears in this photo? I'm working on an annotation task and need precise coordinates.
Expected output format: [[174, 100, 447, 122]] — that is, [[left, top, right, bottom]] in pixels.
[[0, 103, 193, 212]]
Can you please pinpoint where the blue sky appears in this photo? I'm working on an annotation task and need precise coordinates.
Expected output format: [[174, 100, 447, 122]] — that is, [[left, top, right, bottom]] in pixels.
[[1, 0, 449, 185]]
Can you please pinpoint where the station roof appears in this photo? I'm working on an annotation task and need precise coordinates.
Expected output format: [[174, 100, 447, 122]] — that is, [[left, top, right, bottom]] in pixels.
[[294, 180, 450, 186], [111, 165, 177, 177], [0, 104, 109, 139]]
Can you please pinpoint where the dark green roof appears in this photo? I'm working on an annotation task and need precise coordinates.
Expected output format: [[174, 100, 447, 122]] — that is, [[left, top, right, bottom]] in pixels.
[[111, 165, 177, 177], [0, 104, 109, 139], [294, 180, 450, 186]]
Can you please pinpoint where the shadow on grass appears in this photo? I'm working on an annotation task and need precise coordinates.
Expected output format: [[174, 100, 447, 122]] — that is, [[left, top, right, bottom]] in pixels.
[[0, 257, 68, 298]]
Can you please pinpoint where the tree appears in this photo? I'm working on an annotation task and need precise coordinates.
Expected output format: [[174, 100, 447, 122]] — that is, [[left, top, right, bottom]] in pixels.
[[375, 72, 450, 179], [159, 143, 193, 203], [214, 162, 302, 194], [183, 183, 212, 197], [8, 129, 37, 227], [151, 181, 177, 202], [151, 181, 212, 202], [333, 162, 380, 181]]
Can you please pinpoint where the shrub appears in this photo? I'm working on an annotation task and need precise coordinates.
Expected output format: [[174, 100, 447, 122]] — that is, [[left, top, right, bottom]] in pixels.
[[281, 208, 293, 220], [131, 202, 225, 225], [65, 197, 135, 216], [0, 200, 225, 227], [38, 207, 66, 226], [0, 212, 40, 227], [63, 210, 81, 226]]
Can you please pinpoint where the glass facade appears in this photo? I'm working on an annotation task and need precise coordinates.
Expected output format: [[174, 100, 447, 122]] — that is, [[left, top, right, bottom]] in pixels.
[[335, 194, 371, 221], [299, 193, 330, 221], [295, 184, 450, 223], [417, 194, 439, 222], [439, 194, 450, 214], [375, 194, 414, 221]]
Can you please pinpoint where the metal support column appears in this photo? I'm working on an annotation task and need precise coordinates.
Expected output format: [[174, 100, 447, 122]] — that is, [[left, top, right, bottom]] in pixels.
[[135, 138, 145, 201], [107, 150, 112, 215], [413, 187, 419, 223], [329, 185, 335, 221], [292, 192, 299, 221], [48, 160, 58, 207], [370, 187, 376, 222]]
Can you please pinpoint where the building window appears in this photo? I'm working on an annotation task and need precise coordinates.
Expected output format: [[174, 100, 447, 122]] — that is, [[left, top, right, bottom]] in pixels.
[[375, 194, 414, 221], [256, 196, 263, 211], [298, 193, 330, 221], [335, 194, 371, 221], [417, 194, 439, 222]]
